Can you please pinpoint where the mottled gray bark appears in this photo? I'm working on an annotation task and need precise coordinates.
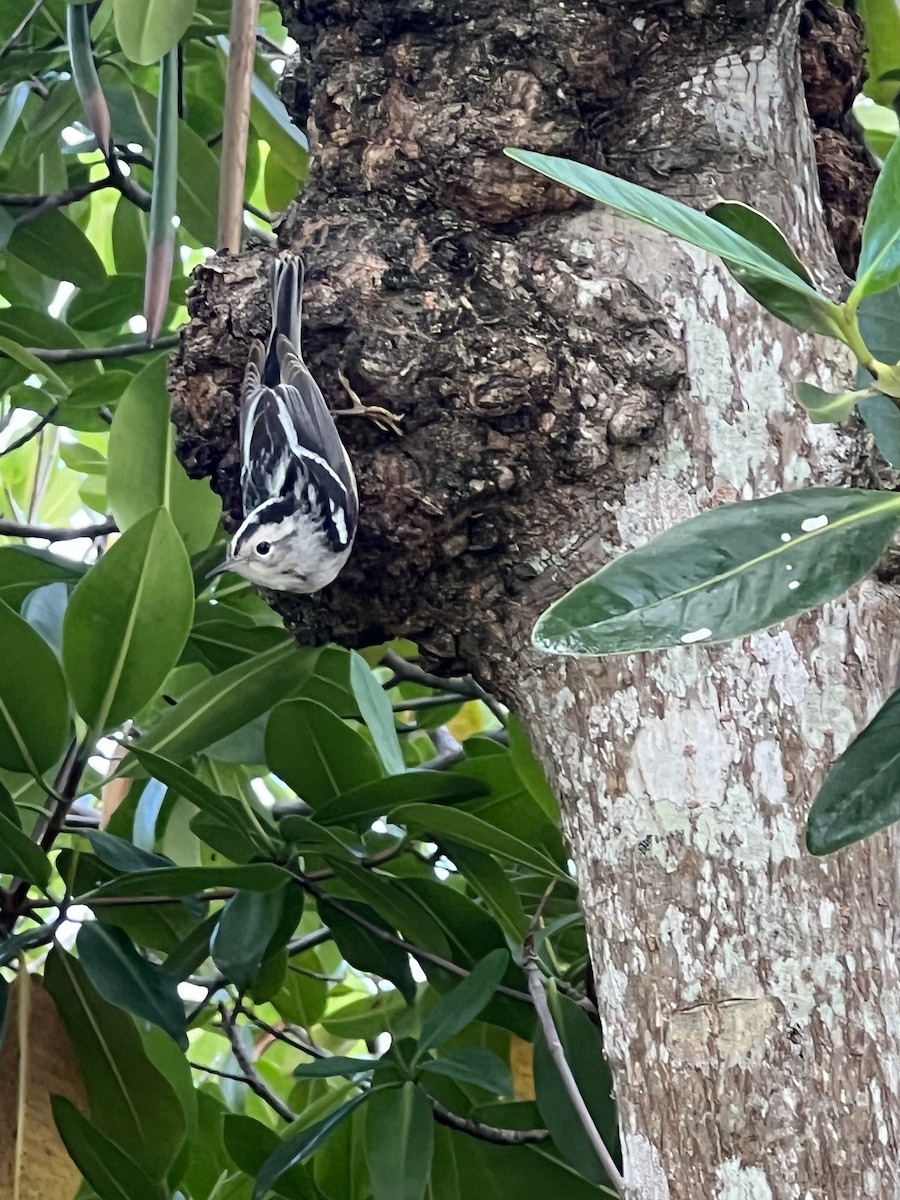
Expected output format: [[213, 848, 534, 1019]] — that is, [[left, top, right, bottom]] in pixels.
[[172, 2, 900, 1195]]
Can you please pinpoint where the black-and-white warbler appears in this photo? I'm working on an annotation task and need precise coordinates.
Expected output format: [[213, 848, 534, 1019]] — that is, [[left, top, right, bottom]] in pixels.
[[210, 255, 360, 594]]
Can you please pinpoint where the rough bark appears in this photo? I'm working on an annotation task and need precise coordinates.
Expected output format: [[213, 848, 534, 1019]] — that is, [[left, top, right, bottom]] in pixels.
[[171, 2, 900, 1196]]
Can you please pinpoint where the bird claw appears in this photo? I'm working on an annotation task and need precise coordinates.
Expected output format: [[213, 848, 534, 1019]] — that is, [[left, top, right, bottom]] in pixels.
[[333, 370, 404, 435]]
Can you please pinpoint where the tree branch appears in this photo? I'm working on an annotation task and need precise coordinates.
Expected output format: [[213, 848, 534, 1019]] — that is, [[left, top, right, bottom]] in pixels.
[[0, 407, 58, 458], [523, 930, 625, 1197], [382, 650, 508, 725], [1, 335, 179, 365], [217, 1002, 295, 1122], [307, 882, 532, 1004], [430, 1098, 550, 1145], [0, 518, 116, 541]]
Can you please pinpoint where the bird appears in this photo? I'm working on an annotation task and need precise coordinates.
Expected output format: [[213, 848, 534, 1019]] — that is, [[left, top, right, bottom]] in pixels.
[[209, 254, 398, 594]]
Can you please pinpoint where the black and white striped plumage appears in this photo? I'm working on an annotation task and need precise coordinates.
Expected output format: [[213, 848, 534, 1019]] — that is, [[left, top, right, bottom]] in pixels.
[[219, 255, 359, 593]]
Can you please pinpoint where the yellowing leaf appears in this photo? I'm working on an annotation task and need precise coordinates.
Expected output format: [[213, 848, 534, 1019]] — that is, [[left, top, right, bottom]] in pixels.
[[509, 1035, 535, 1101], [0, 974, 87, 1199]]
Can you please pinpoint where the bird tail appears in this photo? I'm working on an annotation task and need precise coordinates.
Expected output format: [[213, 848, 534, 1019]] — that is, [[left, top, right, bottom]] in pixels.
[[263, 254, 305, 386]]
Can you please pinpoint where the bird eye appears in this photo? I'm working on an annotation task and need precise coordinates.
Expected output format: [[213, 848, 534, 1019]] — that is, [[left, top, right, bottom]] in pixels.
[[256, 541, 271, 556]]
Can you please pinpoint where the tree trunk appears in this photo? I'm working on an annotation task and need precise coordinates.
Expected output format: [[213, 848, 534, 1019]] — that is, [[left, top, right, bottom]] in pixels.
[[172, 2, 900, 1195]]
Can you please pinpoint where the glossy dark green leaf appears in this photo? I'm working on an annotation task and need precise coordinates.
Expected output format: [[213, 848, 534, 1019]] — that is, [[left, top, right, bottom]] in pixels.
[[320, 990, 409, 1040], [313, 771, 488, 827], [0, 546, 85, 610], [20, 581, 67, 660], [114, 0, 197, 64], [0, 810, 51, 886], [266, 698, 384, 807], [328, 861, 455, 956], [506, 150, 834, 308], [507, 716, 558, 821], [77, 922, 187, 1048], [83, 862, 291, 899], [130, 745, 274, 859], [420, 1048, 512, 1096], [67, 275, 179, 332], [272, 961, 328, 1028], [51, 1098, 168, 1200], [44, 948, 186, 1178], [432, 1124, 602, 1200], [78, 829, 173, 874], [417, 949, 510, 1056], [394, 803, 569, 880], [0, 598, 70, 775], [319, 897, 416, 1003], [253, 1093, 370, 1200], [533, 991, 618, 1187], [533, 488, 900, 656], [444, 843, 528, 942], [366, 1083, 433, 1200], [707, 201, 842, 337], [224, 1114, 318, 1199], [187, 619, 290, 671], [350, 651, 405, 774], [133, 643, 318, 763], [8, 208, 107, 290], [211, 885, 298, 991], [795, 382, 874, 424], [181, 1090, 228, 1200], [807, 685, 900, 853], [292, 1055, 386, 1078], [63, 508, 194, 733], [852, 134, 900, 303]]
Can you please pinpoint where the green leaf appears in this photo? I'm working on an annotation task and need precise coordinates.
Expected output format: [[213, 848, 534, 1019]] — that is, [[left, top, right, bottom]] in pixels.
[[420, 1048, 513, 1096], [795, 382, 875, 424], [394, 804, 569, 880], [63, 508, 194, 733], [114, 0, 198, 64], [44, 948, 186, 1178], [83, 862, 291, 899], [51, 1098, 168, 1200], [224, 1114, 318, 1199], [852, 133, 900, 303], [505, 150, 835, 310], [807, 685, 900, 853], [265, 698, 385, 807], [443, 843, 528, 942], [130, 745, 274, 860], [0, 810, 51, 886], [108, 357, 220, 552], [8, 208, 107, 290], [350, 652, 405, 774], [366, 1084, 434, 1200], [706, 201, 842, 337], [417, 950, 510, 1056], [319, 897, 416, 1003], [78, 830, 173, 874], [0, 598, 70, 776], [253, 1094, 371, 1200], [327, 862, 454, 958], [0, 334, 70, 395], [292, 1055, 387, 1078], [133, 643, 318, 763], [313, 771, 489, 827], [533, 991, 618, 1187], [0, 546, 85, 610], [211, 886, 299, 992], [533, 488, 900, 656], [77, 922, 187, 1048]]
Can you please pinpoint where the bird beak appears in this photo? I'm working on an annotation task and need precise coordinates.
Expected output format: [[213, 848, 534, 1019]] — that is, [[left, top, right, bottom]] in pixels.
[[206, 557, 237, 581]]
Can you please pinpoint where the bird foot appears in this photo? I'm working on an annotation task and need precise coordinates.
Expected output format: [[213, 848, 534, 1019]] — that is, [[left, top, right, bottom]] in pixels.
[[333, 370, 404, 435]]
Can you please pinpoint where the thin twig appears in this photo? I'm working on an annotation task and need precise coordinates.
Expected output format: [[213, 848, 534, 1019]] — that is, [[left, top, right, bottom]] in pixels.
[[218, 1002, 295, 1122], [523, 925, 625, 1197], [0, 407, 58, 458], [430, 1098, 550, 1145], [382, 650, 507, 725], [1, 335, 179, 365], [0, 518, 116, 541], [190, 1054, 295, 1123], [309, 883, 532, 1004]]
